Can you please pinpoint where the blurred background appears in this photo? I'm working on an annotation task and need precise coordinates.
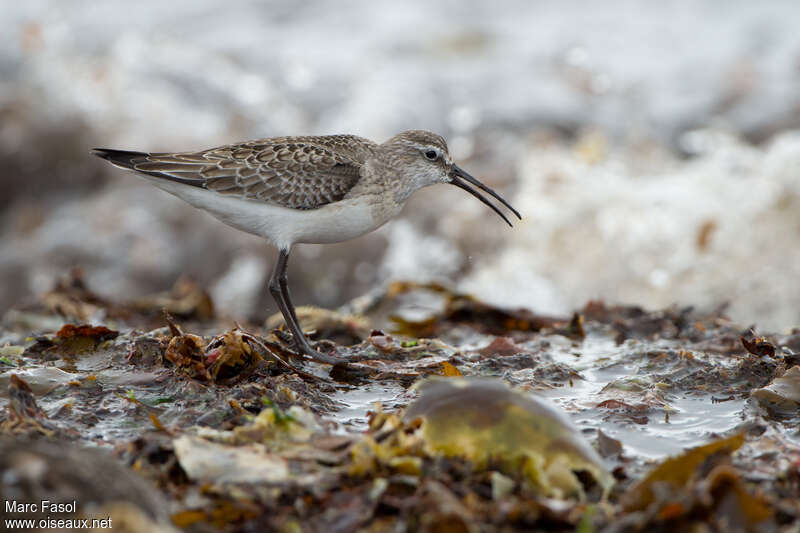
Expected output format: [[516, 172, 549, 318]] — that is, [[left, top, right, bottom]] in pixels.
[[2, 0, 799, 330]]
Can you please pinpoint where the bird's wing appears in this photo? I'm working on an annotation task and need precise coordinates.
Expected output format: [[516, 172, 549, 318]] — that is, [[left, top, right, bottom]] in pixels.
[[93, 135, 374, 210]]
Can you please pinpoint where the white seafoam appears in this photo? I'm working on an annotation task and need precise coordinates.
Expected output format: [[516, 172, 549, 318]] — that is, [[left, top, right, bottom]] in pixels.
[[460, 130, 800, 330]]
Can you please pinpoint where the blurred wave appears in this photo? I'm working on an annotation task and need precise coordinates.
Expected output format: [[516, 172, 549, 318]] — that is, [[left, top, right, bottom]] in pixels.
[[2, 0, 799, 329]]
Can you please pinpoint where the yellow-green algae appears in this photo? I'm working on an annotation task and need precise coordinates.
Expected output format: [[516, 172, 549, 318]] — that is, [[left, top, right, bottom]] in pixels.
[[403, 378, 613, 499]]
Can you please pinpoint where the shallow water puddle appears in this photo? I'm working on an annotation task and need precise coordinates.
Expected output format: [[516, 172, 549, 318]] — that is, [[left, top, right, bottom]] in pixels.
[[330, 381, 407, 430], [517, 330, 753, 462]]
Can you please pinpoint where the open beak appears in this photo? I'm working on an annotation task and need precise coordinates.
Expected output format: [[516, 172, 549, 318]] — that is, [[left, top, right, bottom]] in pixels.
[[449, 165, 522, 227]]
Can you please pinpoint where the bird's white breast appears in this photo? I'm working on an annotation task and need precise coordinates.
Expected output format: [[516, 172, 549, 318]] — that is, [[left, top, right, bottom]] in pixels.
[[142, 176, 391, 249]]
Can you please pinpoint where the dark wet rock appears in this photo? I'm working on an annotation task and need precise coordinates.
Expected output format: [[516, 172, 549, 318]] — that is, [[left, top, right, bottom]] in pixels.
[[0, 438, 170, 526]]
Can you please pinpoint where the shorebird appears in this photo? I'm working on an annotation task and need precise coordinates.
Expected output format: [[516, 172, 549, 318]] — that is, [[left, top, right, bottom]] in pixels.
[[92, 130, 520, 365]]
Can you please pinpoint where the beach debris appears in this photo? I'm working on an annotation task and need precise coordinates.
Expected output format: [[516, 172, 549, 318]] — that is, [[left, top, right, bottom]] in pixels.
[[172, 435, 289, 484], [131, 277, 214, 320], [266, 305, 371, 344], [741, 329, 777, 358], [751, 365, 800, 417], [620, 432, 773, 529], [1, 374, 56, 437]]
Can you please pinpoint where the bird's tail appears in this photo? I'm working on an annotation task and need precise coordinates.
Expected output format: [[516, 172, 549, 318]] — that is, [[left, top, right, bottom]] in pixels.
[[92, 148, 210, 189], [90, 148, 149, 171]]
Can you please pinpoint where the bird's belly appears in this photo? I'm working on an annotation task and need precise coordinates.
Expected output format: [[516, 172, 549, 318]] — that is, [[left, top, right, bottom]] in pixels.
[[290, 198, 385, 245], [142, 177, 391, 248]]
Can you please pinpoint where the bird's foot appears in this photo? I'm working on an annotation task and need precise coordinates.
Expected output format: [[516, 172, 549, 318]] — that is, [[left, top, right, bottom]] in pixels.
[[295, 340, 346, 366], [272, 327, 347, 365], [284, 335, 373, 382]]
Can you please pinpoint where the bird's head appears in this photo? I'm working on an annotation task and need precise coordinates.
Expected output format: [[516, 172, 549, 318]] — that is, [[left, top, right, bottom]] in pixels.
[[380, 130, 521, 226]]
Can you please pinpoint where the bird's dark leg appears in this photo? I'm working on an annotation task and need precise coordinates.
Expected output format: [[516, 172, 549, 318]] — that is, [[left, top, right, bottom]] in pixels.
[[269, 248, 344, 365], [276, 253, 301, 330]]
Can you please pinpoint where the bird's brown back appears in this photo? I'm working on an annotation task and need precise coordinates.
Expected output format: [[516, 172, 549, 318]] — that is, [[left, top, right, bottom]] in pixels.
[[97, 135, 379, 210]]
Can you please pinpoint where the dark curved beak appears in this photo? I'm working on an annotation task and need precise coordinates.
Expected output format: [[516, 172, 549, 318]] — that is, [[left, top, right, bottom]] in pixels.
[[448, 165, 522, 227]]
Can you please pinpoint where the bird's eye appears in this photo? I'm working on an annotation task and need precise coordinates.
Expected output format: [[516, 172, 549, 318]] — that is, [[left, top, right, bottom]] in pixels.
[[424, 150, 438, 161]]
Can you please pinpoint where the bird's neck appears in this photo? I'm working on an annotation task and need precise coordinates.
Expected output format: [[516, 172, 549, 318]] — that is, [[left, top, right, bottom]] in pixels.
[[360, 158, 415, 204]]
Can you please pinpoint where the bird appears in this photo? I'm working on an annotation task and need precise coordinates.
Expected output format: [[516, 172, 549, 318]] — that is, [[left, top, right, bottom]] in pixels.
[[92, 130, 521, 365]]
